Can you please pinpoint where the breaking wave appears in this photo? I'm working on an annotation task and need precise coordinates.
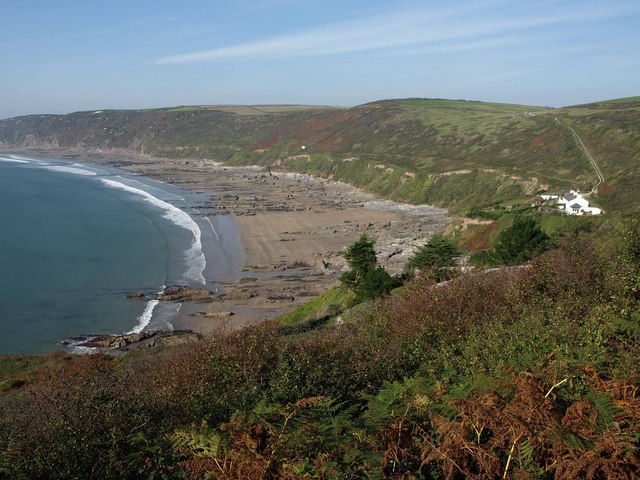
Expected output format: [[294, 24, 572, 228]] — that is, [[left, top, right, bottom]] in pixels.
[[43, 165, 98, 176], [0, 156, 29, 164], [100, 178, 207, 285], [128, 299, 159, 334]]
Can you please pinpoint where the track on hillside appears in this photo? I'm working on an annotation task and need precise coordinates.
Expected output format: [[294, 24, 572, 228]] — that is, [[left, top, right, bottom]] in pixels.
[[555, 117, 604, 195]]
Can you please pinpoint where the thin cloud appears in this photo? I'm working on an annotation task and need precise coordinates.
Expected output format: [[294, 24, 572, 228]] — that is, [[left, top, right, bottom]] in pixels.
[[154, 2, 634, 65], [391, 35, 535, 56], [478, 69, 542, 81]]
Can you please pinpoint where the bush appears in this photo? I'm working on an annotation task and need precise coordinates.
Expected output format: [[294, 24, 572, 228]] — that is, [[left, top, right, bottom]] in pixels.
[[4, 217, 640, 479], [493, 216, 549, 265], [354, 266, 397, 301], [469, 249, 498, 267]]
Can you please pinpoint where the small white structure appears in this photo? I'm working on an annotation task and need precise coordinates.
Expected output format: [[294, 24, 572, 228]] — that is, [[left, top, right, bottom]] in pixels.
[[555, 190, 602, 215]]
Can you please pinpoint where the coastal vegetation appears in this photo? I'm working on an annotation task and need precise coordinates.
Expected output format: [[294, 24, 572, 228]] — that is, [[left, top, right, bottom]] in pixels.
[[469, 216, 551, 267], [1, 97, 639, 215], [2, 96, 640, 477], [2, 213, 640, 478]]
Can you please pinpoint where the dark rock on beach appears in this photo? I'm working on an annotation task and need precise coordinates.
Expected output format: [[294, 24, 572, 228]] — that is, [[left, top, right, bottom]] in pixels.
[[191, 311, 234, 318], [78, 330, 203, 353], [158, 286, 217, 303]]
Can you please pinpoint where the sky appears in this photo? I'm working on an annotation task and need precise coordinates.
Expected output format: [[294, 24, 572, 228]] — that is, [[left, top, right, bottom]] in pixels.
[[1, 0, 639, 119]]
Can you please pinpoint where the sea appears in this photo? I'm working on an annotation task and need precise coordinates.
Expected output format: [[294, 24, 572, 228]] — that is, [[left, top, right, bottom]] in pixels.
[[0, 154, 242, 355]]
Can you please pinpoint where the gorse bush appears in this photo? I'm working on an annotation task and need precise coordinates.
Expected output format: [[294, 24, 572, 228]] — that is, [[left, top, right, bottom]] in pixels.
[[2, 216, 640, 478]]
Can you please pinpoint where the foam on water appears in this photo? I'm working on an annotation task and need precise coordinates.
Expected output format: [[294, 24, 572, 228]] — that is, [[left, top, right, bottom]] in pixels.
[[65, 339, 99, 355], [128, 299, 159, 333], [101, 178, 207, 285], [8, 154, 37, 162], [119, 177, 186, 203], [0, 156, 29, 163], [148, 302, 181, 331], [203, 214, 221, 242], [43, 165, 98, 176]]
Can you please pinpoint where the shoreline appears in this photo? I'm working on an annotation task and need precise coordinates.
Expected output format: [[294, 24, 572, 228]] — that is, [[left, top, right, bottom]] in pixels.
[[1, 147, 451, 348]]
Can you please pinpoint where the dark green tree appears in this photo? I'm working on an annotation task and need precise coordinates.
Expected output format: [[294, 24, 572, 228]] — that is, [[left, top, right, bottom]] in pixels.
[[493, 216, 549, 265], [340, 234, 395, 300], [340, 234, 377, 289], [407, 234, 460, 281]]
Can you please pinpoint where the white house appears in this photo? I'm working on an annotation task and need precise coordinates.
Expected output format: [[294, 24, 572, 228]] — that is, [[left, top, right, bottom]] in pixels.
[[555, 190, 602, 215]]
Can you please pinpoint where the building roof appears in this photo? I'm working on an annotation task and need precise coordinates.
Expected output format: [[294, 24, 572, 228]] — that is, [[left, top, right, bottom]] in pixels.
[[564, 192, 577, 201], [570, 203, 582, 209]]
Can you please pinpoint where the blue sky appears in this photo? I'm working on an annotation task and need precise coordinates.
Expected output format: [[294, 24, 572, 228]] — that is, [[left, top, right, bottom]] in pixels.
[[2, 0, 639, 118]]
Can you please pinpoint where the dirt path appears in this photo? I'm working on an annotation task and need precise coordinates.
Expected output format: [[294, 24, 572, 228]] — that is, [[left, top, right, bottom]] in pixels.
[[555, 117, 604, 195]]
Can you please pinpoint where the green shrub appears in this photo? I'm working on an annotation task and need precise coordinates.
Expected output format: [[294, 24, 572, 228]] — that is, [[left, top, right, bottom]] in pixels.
[[339, 234, 377, 288], [469, 249, 498, 267], [493, 215, 549, 265], [353, 266, 397, 301], [277, 286, 355, 326]]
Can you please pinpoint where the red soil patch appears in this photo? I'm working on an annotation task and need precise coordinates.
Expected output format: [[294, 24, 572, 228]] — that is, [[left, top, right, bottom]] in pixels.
[[597, 180, 615, 196], [530, 135, 563, 151], [250, 110, 365, 152], [531, 135, 546, 147]]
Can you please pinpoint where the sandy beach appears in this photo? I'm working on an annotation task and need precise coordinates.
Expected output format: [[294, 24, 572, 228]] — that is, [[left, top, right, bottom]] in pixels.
[[2, 148, 451, 339]]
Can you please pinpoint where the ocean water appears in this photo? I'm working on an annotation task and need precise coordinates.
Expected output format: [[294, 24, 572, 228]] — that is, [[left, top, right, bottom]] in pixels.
[[0, 154, 242, 354]]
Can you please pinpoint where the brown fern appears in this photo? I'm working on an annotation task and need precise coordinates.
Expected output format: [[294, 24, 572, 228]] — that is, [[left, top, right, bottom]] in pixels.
[[551, 373, 640, 479]]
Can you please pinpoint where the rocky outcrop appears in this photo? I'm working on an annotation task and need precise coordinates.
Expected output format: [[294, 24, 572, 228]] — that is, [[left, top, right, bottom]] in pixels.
[[158, 286, 217, 302], [73, 330, 202, 352], [191, 311, 234, 318]]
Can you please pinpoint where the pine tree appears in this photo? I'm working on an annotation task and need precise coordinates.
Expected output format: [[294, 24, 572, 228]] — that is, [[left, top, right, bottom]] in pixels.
[[340, 234, 395, 300], [340, 234, 377, 288], [407, 234, 459, 281]]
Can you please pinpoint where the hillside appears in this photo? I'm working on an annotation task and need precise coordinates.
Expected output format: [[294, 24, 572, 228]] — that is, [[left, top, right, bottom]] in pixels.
[[1, 97, 639, 214], [2, 97, 640, 477], [2, 216, 640, 478]]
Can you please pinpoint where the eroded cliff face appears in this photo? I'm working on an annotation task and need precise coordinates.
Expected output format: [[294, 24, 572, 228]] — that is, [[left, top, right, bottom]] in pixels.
[[20, 133, 61, 149]]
